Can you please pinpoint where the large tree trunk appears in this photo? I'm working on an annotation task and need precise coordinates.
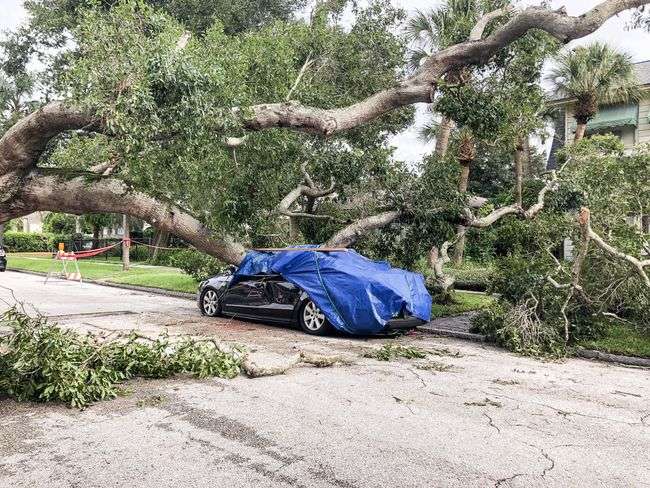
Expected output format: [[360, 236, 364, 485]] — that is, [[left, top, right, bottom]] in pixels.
[[0, 171, 247, 265], [0, 0, 642, 266], [0, 223, 4, 247], [574, 122, 587, 142], [452, 139, 474, 265], [435, 116, 455, 157], [514, 137, 525, 206]]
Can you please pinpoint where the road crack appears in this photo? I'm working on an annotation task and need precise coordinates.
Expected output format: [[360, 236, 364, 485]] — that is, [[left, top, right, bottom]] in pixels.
[[494, 473, 524, 487], [483, 412, 501, 433]]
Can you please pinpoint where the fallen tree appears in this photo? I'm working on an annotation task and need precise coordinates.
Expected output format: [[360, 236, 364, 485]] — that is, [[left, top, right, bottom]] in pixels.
[[1, 1, 648, 264]]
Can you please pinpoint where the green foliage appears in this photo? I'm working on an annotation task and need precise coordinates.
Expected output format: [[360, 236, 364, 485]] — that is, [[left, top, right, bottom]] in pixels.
[[3, 231, 51, 252], [0, 307, 243, 408], [364, 343, 428, 361], [478, 137, 650, 355], [23, 0, 306, 37], [548, 42, 640, 123], [169, 248, 225, 281], [471, 301, 565, 357], [42, 0, 412, 245], [42, 212, 77, 234]]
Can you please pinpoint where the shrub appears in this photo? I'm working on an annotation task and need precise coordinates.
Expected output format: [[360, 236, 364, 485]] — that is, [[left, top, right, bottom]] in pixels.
[[169, 249, 225, 281], [42, 213, 77, 234], [3, 231, 51, 252], [0, 307, 244, 408]]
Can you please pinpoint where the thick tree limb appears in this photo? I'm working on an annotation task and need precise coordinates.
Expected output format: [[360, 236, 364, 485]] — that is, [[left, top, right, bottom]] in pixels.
[[469, 6, 514, 41], [326, 210, 401, 248], [0, 102, 97, 175], [243, 1, 648, 135], [1, 170, 246, 265]]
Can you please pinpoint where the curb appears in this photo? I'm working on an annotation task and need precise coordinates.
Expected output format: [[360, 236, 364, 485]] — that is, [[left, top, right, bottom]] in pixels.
[[576, 348, 650, 368], [418, 325, 487, 342], [6, 268, 196, 301]]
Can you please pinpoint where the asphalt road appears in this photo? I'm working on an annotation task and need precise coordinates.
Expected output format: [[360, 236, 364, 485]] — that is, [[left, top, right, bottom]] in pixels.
[[1, 271, 649, 488]]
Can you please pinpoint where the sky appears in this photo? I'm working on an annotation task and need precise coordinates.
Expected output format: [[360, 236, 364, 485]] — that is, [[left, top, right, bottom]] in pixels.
[[2, 0, 649, 162]]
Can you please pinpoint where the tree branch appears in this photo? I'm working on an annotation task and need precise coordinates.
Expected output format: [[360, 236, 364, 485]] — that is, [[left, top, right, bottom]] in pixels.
[[1, 170, 246, 265], [276, 162, 336, 220], [0, 102, 98, 176], [242, 1, 648, 135], [583, 207, 650, 288], [469, 6, 514, 41], [326, 210, 401, 248]]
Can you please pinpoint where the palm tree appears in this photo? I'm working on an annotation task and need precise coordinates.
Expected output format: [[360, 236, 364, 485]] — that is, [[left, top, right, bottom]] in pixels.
[[549, 43, 640, 142], [405, 0, 508, 156], [406, 0, 477, 157]]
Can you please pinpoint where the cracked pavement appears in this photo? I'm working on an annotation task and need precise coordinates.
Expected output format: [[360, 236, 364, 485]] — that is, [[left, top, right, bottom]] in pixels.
[[1, 271, 649, 487]]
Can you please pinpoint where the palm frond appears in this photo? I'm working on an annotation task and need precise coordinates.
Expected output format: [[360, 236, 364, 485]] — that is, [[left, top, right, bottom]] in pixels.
[[548, 42, 640, 106]]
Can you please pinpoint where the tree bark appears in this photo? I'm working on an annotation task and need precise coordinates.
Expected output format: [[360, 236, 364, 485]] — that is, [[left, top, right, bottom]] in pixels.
[[0, 171, 247, 265], [122, 214, 130, 271], [514, 137, 525, 206], [326, 211, 401, 248], [574, 122, 587, 142], [452, 158, 472, 265], [435, 116, 455, 157]]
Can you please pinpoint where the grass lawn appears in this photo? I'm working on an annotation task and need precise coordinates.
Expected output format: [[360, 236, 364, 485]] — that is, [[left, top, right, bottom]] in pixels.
[[579, 322, 650, 359], [430, 291, 494, 319], [6, 253, 199, 294]]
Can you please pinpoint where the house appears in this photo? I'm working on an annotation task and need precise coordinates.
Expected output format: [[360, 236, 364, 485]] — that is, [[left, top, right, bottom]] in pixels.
[[548, 60, 650, 258], [548, 60, 650, 168], [16, 212, 47, 233]]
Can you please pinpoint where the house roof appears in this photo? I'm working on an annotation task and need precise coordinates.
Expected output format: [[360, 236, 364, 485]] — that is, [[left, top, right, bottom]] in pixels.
[[548, 59, 650, 103]]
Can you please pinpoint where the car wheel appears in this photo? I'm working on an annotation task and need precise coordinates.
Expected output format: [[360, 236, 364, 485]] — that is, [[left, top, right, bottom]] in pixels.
[[299, 299, 333, 336], [200, 288, 222, 317]]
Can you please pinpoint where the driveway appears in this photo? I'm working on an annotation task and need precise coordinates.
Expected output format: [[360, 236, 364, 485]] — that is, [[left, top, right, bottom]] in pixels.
[[1, 271, 649, 488]]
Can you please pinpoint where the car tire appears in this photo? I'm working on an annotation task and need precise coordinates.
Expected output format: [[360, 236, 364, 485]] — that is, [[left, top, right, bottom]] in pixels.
[[200, 287, 222, 317], [299, 299, 334, 336]]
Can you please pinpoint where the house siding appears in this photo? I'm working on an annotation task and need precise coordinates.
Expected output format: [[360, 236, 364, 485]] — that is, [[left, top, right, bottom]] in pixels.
[[564, 102, 640, 148], [637, 94, 650, 144]]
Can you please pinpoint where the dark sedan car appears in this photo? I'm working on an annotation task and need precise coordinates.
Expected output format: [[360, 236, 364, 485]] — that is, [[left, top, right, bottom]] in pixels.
[[197, 271, 425, 336]]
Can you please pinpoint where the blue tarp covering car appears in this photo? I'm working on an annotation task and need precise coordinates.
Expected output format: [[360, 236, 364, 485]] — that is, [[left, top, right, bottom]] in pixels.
[[234, 249, 432, 335]]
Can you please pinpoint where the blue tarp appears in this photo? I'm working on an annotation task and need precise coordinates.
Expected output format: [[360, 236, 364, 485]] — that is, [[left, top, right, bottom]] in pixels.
[[234, 249, 432, 335]]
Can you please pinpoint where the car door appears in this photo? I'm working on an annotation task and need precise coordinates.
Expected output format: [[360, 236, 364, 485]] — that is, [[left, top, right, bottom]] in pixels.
[[265, 277, 302, 322], [221, 275, 272, 318]]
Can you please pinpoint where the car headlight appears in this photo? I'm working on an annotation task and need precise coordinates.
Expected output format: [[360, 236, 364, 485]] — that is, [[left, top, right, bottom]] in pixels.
[[198, 280, 207, 290]]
